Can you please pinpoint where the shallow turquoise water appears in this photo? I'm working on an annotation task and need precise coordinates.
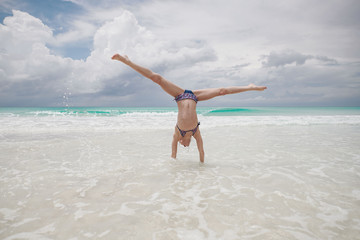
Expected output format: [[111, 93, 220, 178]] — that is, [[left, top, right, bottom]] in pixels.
[[1, 107, 359, 117], [1, 106, 360, 239]]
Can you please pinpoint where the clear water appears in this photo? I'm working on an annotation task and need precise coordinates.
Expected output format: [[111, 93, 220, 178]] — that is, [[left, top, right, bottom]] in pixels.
[[1, 107, 360, 239], [1, 106, 359, 116]]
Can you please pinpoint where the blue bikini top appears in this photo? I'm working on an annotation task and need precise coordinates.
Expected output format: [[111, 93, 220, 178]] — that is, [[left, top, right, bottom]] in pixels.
[[174, 90, 198, 103]]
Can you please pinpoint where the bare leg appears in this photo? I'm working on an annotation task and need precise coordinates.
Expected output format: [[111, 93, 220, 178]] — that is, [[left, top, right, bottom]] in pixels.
[[193, 84, 267, 101], [112, 54, 184, 97]]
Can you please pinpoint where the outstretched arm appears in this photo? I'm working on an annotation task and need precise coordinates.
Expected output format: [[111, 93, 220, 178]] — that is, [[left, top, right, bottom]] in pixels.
[[194, 131, 205, 163], [112, 53, 184, 97]]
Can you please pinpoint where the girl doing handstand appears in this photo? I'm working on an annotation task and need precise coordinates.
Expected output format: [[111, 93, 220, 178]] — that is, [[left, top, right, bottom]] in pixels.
[[112, 54, 267, 162]]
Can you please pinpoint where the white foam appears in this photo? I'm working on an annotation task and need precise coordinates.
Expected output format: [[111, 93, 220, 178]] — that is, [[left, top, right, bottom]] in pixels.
[[1, 110, 359, 240], [11, 217, 40, 228], [0, 208, 19, 221], [0, 114, 359, 136], [3, 224, 56, 240], [99, 203, 136, 217], [202, 115, 360, 127], [74, 208, 95, 221]]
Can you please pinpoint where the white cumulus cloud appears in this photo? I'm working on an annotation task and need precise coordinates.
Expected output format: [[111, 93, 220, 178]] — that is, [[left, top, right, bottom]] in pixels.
[[0, 10, 73, 107], [1, 0, 359, 107], [261, 49, 338, 68], [0, 9, 217, 106]]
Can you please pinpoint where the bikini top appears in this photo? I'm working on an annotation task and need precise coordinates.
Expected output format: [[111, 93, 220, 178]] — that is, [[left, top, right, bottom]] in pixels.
[[177, 122, 200, 137], [174, 90, 198, 103]]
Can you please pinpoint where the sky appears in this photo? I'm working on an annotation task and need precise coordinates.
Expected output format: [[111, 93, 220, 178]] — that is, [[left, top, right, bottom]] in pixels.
[[0, 0, 359, 107]]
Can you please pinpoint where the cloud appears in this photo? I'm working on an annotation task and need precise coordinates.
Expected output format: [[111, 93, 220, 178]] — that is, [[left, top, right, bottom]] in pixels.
[[0, 9, 217, 106], [261, 50, 312, 67], [0, 10, 52, 57], [261, 49, 338, 67], [92, 10, 216, 65], [74, 10, 216, 93], [256, 57, 360, 106], [0, 24, 73, 105], [0, 10, 73, 95], [0, 1, 359, 107], [52, 19, 97, 46]]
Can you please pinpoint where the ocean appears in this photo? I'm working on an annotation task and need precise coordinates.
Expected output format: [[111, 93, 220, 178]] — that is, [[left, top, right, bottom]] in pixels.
[[1, 107, 360, 239]]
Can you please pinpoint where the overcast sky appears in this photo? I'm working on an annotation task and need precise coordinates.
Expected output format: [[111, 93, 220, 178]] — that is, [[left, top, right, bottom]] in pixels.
[[0, 0, 359, 107]]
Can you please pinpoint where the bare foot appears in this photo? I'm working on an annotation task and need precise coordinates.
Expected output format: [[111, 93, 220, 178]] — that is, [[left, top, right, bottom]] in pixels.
[[111, 53, 130, 64], [248, 83, 267, 91]]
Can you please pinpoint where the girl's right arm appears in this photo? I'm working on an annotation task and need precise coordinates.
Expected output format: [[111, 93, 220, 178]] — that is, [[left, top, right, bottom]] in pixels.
[[171, 131, 179, 159]]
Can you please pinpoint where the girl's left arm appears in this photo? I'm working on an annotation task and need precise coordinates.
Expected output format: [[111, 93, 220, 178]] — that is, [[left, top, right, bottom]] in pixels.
[[194, 131, 205, 163]]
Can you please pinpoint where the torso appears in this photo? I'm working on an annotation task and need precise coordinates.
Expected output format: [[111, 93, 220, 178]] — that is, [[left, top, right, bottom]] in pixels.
[[176, 99, 198, 131]]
